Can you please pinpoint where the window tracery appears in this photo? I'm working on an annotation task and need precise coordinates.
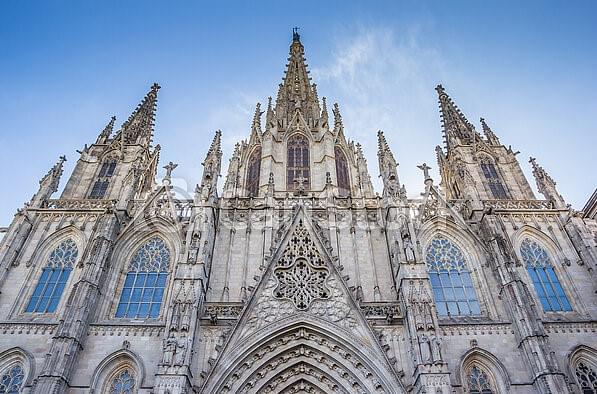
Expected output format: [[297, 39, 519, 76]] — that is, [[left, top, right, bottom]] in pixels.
[[466, 365, 495, 394], [246, 147, 262, 197], [574, 361, 597, 393], [425, 237, 481, 316], [335, 146, 350, 196], [106, 369, 136, 394], [89, 159, 117, 199], [287, 134, 310, 190], [273, 220, 329, 310], [479, 157, 508, 199], [520, 238, 572, 312], [115, 237, 170, 319], [25, 238, 78, 313], [0, 364, 24, 394]]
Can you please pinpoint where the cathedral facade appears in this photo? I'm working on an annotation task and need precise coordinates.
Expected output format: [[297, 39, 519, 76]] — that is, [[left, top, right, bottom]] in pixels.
[[0, 31, 596, 394]]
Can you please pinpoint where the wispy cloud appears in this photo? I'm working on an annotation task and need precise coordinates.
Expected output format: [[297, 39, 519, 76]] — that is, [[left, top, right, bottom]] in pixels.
[[312, 25, 449, 196]]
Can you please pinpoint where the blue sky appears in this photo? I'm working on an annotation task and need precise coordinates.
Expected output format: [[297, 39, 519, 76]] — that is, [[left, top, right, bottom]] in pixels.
[[0, 1, 596, 225]]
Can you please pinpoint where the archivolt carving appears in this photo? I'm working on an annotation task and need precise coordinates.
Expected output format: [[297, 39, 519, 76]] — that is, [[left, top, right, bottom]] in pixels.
[[280, 379, 326, 394], [216, 326, 392, 393]]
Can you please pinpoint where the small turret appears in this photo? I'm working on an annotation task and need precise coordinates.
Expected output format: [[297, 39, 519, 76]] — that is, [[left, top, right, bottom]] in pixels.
[[31, 156, 66, 207], [377, 130, 403, 199], [435, 84, 481, 151], [95, 116, 116, 144], [530, 157, 566, 208], [198, 130, 222, 200], [480, 117, 500, 146]]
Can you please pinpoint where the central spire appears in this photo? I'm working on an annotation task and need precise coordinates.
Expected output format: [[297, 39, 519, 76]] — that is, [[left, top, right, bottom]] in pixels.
[[274, 29, 321, 127]]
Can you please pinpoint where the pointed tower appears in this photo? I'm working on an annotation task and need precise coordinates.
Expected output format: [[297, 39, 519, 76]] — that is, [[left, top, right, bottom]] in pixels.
[[434, 85, 535, 201], [61, 84, 162, 201], [197, 130, 222, 201], [377, 130, 404, 199], [529, 157, 566, 208], [31, 155, 66, 207], [273, 28, 322, 129]]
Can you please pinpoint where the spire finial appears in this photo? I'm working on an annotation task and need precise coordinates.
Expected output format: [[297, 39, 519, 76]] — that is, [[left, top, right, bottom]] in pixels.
[[435, 84, 480, 150], [292, 27, 300, 42], [119, 83, 161, 146], [96, 116, 116, 144], [480, 117, 500, 145]]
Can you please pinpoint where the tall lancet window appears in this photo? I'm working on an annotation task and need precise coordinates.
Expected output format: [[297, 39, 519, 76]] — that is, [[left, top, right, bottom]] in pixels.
[[0, 364, 25, 393], [246, 147, 262, 197], [520, 238, 572, 312], [26, 238, 78, 313], [479, 157, 508, 199], [335, 147, 350, 196], [287, 134, 310, 190], [89, 159, 117, 199], [115, 237, 170, 319], [425, 237, 481, 316]]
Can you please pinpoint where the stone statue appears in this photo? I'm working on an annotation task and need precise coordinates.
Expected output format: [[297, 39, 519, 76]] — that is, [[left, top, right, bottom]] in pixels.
[[431, 335, 443, 363], [162, 333, 177, 366], [174, 336, 188, 366], [419, 335, 431, 364]]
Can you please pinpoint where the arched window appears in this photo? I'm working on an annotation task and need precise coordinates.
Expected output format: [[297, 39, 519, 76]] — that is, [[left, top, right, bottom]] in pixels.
[[115, 237, 170, 319], [480, 157, 508, 199], [466, 364, 496, 394], [287, 134, 310, 190], [425, 237, 481, 316], [246, 147, 262, 197], [25, 238, 78, 313], [106, 368, 136, 394], [520, 238, 572, 312], [335, 147, 350, 196], [0, 364, 24, 393], [575, 361, 597, 394], [89, 159, 117, 199]]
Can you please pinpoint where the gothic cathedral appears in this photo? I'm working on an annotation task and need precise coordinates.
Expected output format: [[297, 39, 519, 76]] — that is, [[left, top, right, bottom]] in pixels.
[[0, 31, 596, 394]]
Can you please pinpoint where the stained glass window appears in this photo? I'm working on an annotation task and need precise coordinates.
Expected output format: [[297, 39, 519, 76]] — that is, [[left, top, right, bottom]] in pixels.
[[467, 365, 495, 394], [335, 147, 350, 196], [287, 134, 310, 190], [115, 237, 170, 319], [25, 238, 77, 313], [89, 159, 117, 199], [246, 147, 262, 197], [575, 361, 597, 394], [0, 364, 24, 394], [480, 159, 508, 199], [426, 237, 481, 316], [108, 369, 136, 394], [520, 238, 572, 312]]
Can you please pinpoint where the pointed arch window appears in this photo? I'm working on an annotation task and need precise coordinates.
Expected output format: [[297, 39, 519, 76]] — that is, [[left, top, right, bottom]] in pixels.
[[480, 158, 508, 199], [246, 147, 262, 197], [0, 364, 24, 393], [335, 147, 350, 196], [520, 238, 572, 312], [287, 134, 310, 190], [574, 360, 597, 393], [425, 237, 481, 316], [106, 368, 136, 394], [25, 238, 78, 313], [89, 159, 117, 199], [466, 364, 495, 394], [115, 237, 170, 319]]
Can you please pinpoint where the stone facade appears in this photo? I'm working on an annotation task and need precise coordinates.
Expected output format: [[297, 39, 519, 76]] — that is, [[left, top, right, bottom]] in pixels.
[[0, 31, 596, 394]]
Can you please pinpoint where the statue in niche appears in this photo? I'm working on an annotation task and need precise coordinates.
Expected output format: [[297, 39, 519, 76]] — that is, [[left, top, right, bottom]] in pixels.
[[174, 336, 188, 366], [162, 333, 177, 366], [430, 335, 443, 363], [180, 303, 191, 332], [419, 335, 431, 364]]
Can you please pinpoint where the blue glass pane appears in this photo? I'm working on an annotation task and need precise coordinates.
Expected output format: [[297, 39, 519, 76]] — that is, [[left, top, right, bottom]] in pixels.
[[134, 273, 146, 286], [124, 273, 135, 287], [131, 288, 142, 302], [47, 296, 61, 312], [539, 297, 551, 311], [469, 301, 481, 315], [157, 273, 168, 286], [454, 287, 465, 300], [150, 303, 161, 317], [152, 288, 164, 302], [31, 281, 45, 297], [559, 296, 572, 311], [59, 268, 72, 282], [436, 303, 447, 316], [429, 273, 440, 287], [527, 268, 539, 283], [546, 267, 559, 282], [447, 302, 458, 315], [138, 303, 149, 317], [25, 297, 38, 312], [115, 303, 127, 317], [127, 303, 139, 317], [142, 288, 153, 302], [537, 268, 550, 284], [39, 268, 50, 282], [534, 283, 546, 298], [120, 288, 132, 302], [450, 274, 462, 287], [461, 272, 473, 286], [443, 288, 454, 301], [49, 268, 61, 282], [466, 287, 477, 299], [37, 297, 50, 312], [458, 302, 470, 315], [146, 273, 157, 287]]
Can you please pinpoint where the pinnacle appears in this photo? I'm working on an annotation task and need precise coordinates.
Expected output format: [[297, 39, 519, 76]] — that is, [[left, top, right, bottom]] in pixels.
[[120, 83, 161, 145]]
